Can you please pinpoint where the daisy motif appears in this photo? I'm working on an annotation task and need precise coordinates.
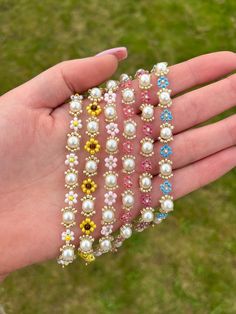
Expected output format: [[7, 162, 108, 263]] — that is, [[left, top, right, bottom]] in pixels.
[[141, 159, 152, 172], [70, 117, 82, 132], [65, 191, 78, 206], [106, 122, 119, 137], [101, 225, 113, 236], [141, 193, 152, 206], [61, 229, 75, 242], [65, 153, 79, 167], [104, 191, 117, 206], [123, 106, 135, 118], [104, 90, 116, 104], [105, 155, 117, 170]]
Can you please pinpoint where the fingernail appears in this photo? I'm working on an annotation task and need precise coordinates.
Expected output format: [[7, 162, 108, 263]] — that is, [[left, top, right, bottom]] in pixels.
[[96, 47, 128, 61]]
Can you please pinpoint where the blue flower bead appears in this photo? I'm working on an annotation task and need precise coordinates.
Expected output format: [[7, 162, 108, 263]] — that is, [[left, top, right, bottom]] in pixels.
[[160, 109, 173, 122], [157, 76, 169, 88], [160, 180, 172, 194], [156, 213, 168, 220], [160, 144, 172, 158]]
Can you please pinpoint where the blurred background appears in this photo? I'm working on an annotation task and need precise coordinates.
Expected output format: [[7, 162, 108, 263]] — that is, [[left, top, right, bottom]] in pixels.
[[0, 0, 236, 313]]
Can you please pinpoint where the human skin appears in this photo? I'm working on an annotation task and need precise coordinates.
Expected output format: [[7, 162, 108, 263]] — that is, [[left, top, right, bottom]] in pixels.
[[0, 48, 235, 282]]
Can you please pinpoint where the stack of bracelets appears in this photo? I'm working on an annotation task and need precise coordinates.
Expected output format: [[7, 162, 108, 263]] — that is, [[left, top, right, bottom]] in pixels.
[[58, 62, 174, 267]]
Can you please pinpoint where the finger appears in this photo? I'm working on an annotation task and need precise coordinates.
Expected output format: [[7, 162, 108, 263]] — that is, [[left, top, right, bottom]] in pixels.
[[126, 51, 236, 113], [150, 146, 236, 204], [1, 53, 122, 109], [151, 114, 236, 174]]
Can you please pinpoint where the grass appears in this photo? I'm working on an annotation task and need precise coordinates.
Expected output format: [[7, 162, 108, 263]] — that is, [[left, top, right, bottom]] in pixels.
[[0, 0, 236, 313]]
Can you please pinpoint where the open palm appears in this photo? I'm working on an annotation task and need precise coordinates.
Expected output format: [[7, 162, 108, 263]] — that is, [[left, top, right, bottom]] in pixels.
[[0, 50, 235, 280]]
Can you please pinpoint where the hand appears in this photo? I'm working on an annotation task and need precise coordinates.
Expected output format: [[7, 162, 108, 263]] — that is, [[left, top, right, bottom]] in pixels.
[[0, 50, 235, 280]]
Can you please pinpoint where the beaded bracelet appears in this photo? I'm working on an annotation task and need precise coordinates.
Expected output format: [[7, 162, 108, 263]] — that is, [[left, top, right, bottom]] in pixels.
[[58, 94, 83, 267], [152, 62, 174, 224], [134, 69, 155, 232], [112, 74, 136, 249], [96, 80, 119, 255], [77, 87, 103, 263]]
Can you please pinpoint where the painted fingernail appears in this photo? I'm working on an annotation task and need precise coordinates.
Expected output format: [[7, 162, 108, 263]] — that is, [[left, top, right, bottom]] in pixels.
[[96, 47, 128, 61]]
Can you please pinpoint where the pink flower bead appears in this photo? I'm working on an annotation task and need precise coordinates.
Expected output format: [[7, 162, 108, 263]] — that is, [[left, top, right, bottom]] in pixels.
[[141, 193, 152, 206], [123, 141, 134, 154], [124, 175, 133, 189], [141, 91, 151, 103], [123, 106, 135, 118], [121, 212, 132, 223], [143, 123, 153, 136], [141, 159, 152, 172]]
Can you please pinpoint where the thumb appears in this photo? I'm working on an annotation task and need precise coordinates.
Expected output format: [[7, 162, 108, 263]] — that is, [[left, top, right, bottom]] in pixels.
[[2, 47, 127, 109]]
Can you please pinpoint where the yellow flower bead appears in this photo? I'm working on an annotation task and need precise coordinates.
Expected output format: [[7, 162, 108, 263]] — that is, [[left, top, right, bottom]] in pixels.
[[86, 102, 102, 116], [81, 178, 97, 194], [80, 218, 96, 235], [84, 138, 100, 155]]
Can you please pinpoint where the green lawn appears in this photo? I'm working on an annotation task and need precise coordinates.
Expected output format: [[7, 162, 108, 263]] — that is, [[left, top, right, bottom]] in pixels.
[[0, 1, 236, 313]]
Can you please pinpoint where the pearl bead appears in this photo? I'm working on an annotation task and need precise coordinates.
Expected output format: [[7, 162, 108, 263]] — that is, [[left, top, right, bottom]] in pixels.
[[63, 211, 75, 224], [90, 87, 102, 99], [70, 100, 81, 113], [140, 176, 152, 190], [142, 141, 153, 155], [67, 135, 79, 149], [156, 62, 167, 72], [160, 163, 172, 176], [62, 248, 74, 261], [122, 193, 134, 208], [161, 127, 172, 139], [80, 238, 92, 252], [106, 80, 118, 90], [105, 106, 117, 120], [87, 120, 99, 134], [82, 199, 94, 213], [121, 226, 132, 239], [140, 73, 151, 87], [85, 160, 97, 174], [124, 122, 136, 137], [142, 105, 154, 120], [122, 89, 134, 103], [65, 172, 77, 186], [159, 92, 171, 105], [161, 199, 174, 212], [120, 73, 130, 82], [123, 157, 135, 172], [102, 209, 114, 223], [106, 138, 118, 153], [100, 239, 112, 252], [142, 210, 154, 222], [105, 173, 117, 188]]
